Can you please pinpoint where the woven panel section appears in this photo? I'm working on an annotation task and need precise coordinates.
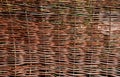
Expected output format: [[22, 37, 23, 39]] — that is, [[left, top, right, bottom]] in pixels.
[[0, 0, 119, 77]]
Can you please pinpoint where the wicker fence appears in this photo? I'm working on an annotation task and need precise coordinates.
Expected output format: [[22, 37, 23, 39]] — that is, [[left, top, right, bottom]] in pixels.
[[0, 0, 119, 77]]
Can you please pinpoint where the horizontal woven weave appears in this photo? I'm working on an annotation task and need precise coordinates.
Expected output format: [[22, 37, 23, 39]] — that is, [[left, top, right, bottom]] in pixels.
[[0, 0, 119, 77]]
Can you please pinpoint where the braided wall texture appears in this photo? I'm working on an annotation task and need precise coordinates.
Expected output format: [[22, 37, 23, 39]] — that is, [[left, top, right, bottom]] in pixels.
[[0, 0, 119, 77]]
